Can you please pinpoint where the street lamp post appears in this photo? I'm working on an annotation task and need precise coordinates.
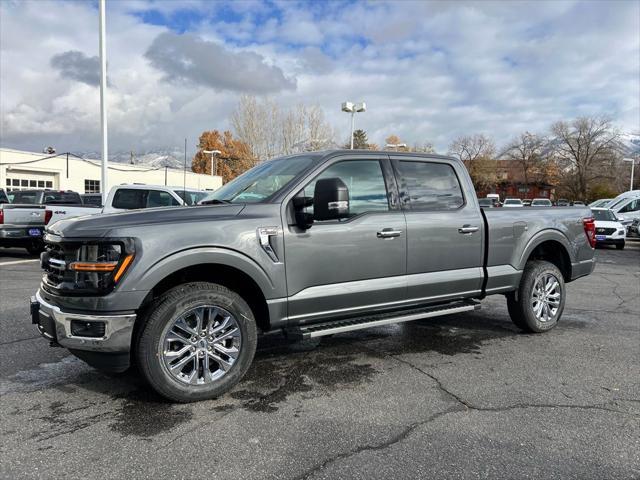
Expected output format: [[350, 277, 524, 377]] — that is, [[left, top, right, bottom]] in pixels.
[[98, 0, 108, 205], [203, 150, 221, 176], [341, 102, 366, 149], [623, 157, 638, 191]]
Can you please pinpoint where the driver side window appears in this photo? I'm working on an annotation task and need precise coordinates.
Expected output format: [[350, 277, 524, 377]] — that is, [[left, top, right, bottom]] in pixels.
[[302, 160, 390, 217]]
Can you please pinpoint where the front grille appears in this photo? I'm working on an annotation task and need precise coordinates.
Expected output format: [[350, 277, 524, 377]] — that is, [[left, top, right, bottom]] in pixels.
[[595, 227, 615, 235], [42, 240, 81, 292]]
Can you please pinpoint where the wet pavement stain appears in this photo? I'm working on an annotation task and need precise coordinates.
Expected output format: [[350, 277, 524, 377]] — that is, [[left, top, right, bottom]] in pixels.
[[109, 388, 194, 438], [222, 342, 378, 413]]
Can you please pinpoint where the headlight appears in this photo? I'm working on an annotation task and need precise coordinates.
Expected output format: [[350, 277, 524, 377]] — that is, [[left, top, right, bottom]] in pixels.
[[618, 229, 625, 235], [42, 239, 135, 295]]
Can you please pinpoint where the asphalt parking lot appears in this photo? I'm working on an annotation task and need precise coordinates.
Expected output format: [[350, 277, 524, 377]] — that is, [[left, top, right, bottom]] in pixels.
[[1, 243, 639, 479]]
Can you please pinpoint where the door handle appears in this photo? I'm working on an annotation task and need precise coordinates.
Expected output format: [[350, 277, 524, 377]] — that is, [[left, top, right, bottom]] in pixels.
[[458, 225, 479, 234], [377, 228, 403, 238]]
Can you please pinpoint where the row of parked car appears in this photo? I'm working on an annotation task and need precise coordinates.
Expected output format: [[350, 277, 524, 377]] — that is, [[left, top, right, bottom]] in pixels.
[[0, 184, 212, 254], [478, 191, 640, 250]]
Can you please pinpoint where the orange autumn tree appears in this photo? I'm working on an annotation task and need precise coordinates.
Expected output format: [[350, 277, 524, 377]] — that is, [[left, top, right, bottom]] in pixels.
[[192, 130, 256, 183]]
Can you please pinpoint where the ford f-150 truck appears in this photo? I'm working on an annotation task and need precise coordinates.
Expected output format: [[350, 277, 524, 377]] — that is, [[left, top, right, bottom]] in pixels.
[[31, 151, 596, 402]]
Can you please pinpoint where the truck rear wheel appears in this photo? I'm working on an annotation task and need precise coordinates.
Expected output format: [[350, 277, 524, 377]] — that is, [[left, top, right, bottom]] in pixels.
[[506, 260, 565, 333], [136, 282, 257, 403]]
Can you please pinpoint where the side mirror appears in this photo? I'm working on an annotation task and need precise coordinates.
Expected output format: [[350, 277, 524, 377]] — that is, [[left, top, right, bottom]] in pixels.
[[314, 178, 350, 221]]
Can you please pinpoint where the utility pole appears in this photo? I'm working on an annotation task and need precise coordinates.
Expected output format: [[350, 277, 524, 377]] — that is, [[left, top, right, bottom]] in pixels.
[[99, 0, 108, 204]]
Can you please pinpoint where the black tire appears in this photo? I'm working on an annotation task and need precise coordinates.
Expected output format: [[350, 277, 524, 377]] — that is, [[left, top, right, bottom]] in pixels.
[[616, 242, 625, 250], [136, 282, 257, 403], [506, 260, 565, 333]]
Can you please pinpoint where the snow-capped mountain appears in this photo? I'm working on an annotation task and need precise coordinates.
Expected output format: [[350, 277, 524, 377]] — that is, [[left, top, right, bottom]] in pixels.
[[618, 132, 640, 157], [77, 149, 187, 168]]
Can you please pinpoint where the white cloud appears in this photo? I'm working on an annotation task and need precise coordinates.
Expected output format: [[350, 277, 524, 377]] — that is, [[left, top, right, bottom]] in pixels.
[[0, 0, 638, 157]]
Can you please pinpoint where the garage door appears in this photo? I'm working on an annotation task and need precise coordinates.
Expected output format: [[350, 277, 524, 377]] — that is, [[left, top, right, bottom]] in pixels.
[[5, 170, 57, 190]]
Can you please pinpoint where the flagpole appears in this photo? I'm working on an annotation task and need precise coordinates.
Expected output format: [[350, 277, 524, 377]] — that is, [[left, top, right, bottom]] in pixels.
[[99, 0, 109, 204]]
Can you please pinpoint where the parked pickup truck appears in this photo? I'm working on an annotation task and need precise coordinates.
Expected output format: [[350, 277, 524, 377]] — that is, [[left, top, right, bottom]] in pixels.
[[31, 151, 596, 402], [0, 190, 99, 253]]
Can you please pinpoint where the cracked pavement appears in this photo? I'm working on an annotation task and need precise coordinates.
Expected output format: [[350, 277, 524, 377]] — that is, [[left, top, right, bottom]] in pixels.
[[1, 242, 639, 479]]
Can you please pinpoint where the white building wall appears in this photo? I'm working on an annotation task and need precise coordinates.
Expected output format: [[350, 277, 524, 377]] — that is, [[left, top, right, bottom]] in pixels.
[[0, 149, 222, 193]]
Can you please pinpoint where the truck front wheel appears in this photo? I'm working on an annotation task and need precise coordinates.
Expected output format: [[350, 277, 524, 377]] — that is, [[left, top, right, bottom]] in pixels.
[[506, 260, 565, 333], [136, 282, 257, 403]]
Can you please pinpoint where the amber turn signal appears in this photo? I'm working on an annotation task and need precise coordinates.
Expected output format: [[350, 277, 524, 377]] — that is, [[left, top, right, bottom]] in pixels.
[[113, 254, 134, 282]]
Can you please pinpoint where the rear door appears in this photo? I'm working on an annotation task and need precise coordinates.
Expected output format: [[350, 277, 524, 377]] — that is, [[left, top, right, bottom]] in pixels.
[[283, 155, 407, 324], [391, 156, 484, 302]]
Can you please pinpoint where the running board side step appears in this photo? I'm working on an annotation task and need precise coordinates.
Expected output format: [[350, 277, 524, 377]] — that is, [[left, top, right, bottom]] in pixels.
[[286, 300, 481, 340]]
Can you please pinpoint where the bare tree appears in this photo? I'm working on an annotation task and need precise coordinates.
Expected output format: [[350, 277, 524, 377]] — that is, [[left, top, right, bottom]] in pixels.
[[501, 132, 547, 187], [448, 134, 497, 191], [231, 96, 335, 159], [550, 117, 621, 200], [411, 142, 436, 154]]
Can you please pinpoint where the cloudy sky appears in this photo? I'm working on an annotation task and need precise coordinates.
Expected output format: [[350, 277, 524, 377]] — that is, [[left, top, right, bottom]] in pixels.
[[1, 0, 638, 157]]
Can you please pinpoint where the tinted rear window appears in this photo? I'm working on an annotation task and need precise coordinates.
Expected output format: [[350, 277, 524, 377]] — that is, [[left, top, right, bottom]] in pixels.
[[10, 191, 39, 204], [112, 189, 147, 209], [396, 161, 464, 210], [112, 189, 181, 209], [42, 191, 82, 204]]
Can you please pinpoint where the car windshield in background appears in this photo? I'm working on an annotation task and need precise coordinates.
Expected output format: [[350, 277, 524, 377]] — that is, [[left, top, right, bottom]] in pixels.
[[175, 190, 208, 205], [200, 155, 315, 204], [532, 200, 552, 206], [504, 199, 522, 205], [592, 209, 616, 221]]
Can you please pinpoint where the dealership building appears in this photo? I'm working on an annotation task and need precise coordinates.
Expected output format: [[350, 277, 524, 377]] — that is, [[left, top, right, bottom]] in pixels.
[[0, 148, 222, 194]]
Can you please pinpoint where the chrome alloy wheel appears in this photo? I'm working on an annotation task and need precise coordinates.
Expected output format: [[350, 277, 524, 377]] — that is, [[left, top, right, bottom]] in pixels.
[[160, 305, 242, 385], [530, 273, 562, 322]]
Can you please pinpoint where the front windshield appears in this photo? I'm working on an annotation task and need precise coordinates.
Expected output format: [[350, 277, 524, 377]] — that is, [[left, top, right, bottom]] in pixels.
[[200, 155, 315, 204], [592, 209, 615, 221], [532, 200, 550, 205], [505, 199, 521, 204]]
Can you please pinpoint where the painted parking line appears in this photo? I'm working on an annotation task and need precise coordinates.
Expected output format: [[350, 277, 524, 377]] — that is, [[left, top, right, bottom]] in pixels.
[[0, 259, 39, 266]]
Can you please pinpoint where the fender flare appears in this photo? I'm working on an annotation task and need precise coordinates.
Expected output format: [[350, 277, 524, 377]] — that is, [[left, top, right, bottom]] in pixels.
[[134, 246, 277, 298], [516, 229, 574, 271]]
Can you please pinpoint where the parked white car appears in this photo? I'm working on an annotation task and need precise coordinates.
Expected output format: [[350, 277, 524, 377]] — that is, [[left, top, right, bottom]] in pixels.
[[606, 192, 640, 227], [591, 208, 626, 250], [503, 198, 523, 208]]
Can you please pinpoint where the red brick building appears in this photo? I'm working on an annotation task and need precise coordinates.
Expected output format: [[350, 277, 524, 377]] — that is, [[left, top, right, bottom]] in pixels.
[[476, 160, 555, 200]]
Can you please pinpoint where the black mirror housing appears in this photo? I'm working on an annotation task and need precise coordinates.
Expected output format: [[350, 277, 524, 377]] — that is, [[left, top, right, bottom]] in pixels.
[[314, 178, 349, 221]]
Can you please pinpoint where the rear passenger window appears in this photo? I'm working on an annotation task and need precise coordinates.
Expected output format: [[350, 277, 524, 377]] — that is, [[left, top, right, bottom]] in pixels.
[[396, 161, 464, 210], [112, 189, 147, 209]]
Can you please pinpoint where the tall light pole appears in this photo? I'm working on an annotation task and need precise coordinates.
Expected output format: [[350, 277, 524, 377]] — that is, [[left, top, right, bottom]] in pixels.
[[203, 150, 221, 176], [99, 0, 108, 205], [623, 157, 638, 191], [341, 101, 366, 149]]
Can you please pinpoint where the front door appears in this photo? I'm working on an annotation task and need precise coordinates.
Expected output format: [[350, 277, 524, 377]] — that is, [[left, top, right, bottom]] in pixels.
[[391, 156, 484, 302], [283, 156, 407, 325]]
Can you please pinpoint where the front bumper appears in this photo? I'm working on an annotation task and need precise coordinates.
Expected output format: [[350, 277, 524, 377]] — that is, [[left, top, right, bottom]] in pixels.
[[31, 290, 136, 353]]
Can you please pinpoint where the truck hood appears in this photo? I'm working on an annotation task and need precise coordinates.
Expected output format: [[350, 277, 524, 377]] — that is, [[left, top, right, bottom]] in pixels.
[[594, 220, 623, 229], [47, 204, 245, 238]]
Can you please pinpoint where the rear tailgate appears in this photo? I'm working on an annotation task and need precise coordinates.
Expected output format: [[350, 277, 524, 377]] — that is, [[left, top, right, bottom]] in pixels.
[[48, 205, 101, 224], [1, 204, 47, 226]]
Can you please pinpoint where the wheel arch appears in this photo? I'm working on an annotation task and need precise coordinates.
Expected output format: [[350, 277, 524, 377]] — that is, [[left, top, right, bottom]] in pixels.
[[519, 233, 573, 282], [135, 248, 276, 334]]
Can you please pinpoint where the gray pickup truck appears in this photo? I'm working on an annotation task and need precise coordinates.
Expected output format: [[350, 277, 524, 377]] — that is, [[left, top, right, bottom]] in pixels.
[[31, 151, 596, 402]]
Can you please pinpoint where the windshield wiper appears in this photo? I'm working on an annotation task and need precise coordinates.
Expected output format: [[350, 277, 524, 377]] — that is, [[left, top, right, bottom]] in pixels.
[[199, 199, 231, 205]]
